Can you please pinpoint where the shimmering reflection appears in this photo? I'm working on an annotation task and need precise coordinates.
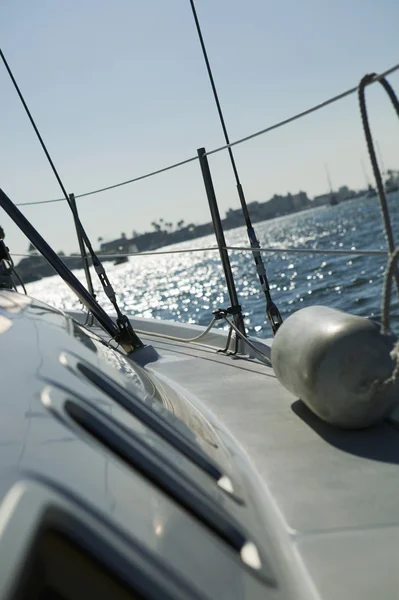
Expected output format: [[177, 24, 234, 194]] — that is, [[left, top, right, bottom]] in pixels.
[[24, 192, 399, 335]]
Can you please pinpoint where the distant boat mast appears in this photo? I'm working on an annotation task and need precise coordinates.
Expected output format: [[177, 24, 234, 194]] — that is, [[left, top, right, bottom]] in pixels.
[[325, 164, 334, 194], [361, 159, 371, 187], [376, 140, 386, 179], [325, 164, 338, 205]]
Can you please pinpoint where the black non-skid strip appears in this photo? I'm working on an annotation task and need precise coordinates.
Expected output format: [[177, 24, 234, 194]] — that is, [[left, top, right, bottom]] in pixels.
[[76, 362, 224, 482], [64, 398, 248, 555]]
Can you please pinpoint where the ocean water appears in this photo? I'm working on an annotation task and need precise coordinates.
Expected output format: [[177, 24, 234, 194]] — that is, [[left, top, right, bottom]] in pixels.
[[24, 192, 399, 337]]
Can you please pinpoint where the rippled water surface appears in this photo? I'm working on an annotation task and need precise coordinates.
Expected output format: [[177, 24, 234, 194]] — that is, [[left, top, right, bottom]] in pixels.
[[25, 192, 399, 336]]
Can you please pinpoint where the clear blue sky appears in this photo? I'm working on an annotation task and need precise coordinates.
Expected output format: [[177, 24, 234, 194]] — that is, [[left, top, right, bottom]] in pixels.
[[0, 0, 398, 254]]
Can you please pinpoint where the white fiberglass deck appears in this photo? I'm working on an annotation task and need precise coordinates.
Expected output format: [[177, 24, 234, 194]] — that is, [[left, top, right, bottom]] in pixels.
[[75, 312, 399, 600]]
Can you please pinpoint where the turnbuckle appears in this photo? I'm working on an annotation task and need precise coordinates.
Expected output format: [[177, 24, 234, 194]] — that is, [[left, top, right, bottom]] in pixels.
[[266, 299, 283, 335]]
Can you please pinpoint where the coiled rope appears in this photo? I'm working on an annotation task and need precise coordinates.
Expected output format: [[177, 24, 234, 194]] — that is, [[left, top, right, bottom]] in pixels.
[[358, 73, 399, 297], [358, 73, 399, 331]]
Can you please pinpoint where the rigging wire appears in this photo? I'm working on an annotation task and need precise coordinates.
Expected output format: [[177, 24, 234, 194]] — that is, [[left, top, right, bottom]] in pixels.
[[0, 47, 143, 350], [15, 156, 199, 207], [14, 62, 399, 209], [206, 62, 399, 157], [12, 245, 388, 260], [188, 0, 281, 333], [11, 269, 27, 294], [4, 48, 399, 343]]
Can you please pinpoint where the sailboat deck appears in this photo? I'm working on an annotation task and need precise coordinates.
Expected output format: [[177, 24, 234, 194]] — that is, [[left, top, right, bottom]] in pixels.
[[64, 306, 399, 599], [131, 326, 399, 600]]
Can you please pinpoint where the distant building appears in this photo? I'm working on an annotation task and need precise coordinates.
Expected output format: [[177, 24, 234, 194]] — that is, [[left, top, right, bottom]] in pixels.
[[336, 186, 353, 201], [385, 169, 399, 193], [100, 238, 138, 254], [292, 192, 310, 211], [312, 194, 330, 207]]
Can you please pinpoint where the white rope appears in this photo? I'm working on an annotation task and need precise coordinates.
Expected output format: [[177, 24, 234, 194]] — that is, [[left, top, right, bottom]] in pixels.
[[135, 317, 216, 344], [15, 62, 399, 208], [134, 311, 271, 360]]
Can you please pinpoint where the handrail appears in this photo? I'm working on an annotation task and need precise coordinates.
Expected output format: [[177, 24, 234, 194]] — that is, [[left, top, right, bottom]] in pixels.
[[15, 62, 399, 208]]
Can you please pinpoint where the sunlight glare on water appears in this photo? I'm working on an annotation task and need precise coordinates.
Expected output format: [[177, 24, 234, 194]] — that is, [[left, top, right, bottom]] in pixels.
[[24, 193, 399, 336]]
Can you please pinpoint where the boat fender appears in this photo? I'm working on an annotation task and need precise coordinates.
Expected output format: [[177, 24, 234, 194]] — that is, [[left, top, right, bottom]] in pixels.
[[271, 306, 399, 429]]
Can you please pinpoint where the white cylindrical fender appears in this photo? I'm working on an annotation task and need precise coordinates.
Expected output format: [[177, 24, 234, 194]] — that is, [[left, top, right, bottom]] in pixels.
[[271, 306, 399, 429]]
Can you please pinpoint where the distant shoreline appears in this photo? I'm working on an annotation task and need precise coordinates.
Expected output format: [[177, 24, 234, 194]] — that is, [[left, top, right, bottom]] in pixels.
[[13, 184, 399, 286]]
